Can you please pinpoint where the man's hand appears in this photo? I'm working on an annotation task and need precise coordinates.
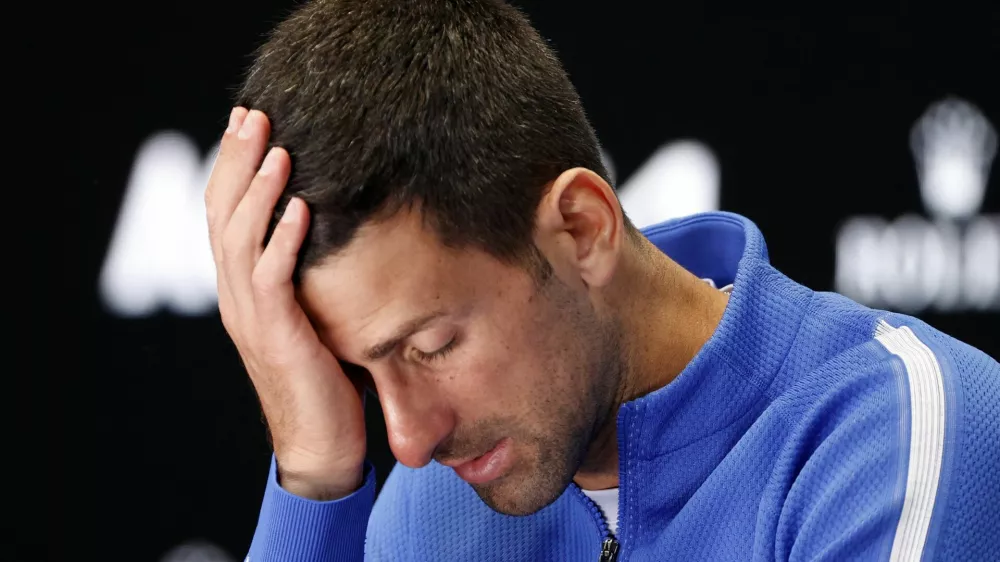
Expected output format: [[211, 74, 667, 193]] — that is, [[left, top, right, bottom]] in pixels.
[[205, 107, 367, 500]]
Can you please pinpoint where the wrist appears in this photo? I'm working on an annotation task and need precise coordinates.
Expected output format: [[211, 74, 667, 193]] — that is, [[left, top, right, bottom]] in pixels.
[[276, 461, 365, 501]]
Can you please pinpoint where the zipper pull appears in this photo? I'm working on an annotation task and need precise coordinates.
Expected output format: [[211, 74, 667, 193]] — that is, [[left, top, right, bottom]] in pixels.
[[598, 536, 619, 562]]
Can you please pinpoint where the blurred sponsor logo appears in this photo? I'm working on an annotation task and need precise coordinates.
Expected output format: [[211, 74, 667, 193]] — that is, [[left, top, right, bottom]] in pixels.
[[836, 97, 999, 312], [616, 140, 720, 228], [100, 133, 220, 317]]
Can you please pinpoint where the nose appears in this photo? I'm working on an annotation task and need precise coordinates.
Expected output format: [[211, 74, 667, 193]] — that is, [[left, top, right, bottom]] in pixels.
[[377, 374, 455, 468]]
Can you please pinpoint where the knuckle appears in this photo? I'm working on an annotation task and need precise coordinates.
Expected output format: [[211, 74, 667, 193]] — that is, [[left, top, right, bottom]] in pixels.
[[220, 227, 245, 261], [268, 220, 287, 245], [250, 266, 276, 296], [217, 307, 245, 342], [217, 302, 236, 331], [204, 199, 218, 227], [206, 217, 220, 243], [272, 221, 299, 252], [203, 184, 214, 207], [204, 198, 217, 225]]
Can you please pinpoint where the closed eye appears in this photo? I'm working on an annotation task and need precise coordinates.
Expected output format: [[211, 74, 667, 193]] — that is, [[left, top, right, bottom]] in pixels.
[[412, 336, 458, 363]]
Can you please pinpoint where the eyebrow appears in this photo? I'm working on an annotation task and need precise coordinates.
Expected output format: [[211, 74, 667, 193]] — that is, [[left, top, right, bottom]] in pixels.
[[362, 310, 447, 361]]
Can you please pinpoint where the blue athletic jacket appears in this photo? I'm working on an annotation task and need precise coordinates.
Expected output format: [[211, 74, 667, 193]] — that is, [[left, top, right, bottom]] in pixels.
[[247, 212, 999, 561]]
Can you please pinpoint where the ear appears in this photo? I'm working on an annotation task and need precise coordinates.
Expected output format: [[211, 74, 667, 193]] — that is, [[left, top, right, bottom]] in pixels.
[[534, 167, 625, 289]]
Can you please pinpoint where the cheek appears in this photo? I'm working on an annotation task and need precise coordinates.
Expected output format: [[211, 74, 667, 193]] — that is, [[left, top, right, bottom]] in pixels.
[[446, 290, 574, 417], [443, 354, 516, 403], [437, 339, 537, 412], [442, 340, 546, 418]]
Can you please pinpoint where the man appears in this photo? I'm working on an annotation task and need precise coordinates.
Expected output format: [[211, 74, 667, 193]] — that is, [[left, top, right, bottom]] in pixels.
[[205, 0, 1000, 560]]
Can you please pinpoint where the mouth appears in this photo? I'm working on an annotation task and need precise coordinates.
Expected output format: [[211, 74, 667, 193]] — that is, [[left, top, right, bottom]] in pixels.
[[441, 437, 514, 485]]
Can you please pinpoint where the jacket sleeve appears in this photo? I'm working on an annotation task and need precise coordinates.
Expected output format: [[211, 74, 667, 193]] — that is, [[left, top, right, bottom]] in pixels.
[[781, 322, 963, 561], [245, 456, 376, 562], [779, 390, 907, 562]]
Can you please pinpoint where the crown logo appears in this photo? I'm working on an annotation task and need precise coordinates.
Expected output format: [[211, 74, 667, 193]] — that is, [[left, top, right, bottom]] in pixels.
[[910, 97, 997, 220]]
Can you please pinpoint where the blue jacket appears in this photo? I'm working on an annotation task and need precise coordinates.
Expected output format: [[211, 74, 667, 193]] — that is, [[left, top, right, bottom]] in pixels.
[[247, 212, 999, 561]]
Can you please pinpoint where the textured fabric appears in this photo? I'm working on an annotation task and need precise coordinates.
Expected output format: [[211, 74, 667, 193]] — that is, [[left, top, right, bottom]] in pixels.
[[248, 459, 376, 562], [894, 321, 1000, 561], [246, 212, 1000, 561]]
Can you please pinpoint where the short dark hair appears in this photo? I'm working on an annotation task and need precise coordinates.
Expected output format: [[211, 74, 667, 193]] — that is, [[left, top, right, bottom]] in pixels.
[[239, 0, 620, 280]]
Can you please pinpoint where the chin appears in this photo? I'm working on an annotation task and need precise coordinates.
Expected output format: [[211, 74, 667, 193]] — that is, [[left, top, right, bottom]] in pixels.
[[471, 464, 572, 517]]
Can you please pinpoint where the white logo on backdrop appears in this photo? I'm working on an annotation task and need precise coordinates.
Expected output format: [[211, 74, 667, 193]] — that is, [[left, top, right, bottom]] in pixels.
[[835, 97, 999, 312], [100, 135, 720, 317], [616, 140, 720, 228], [99, 133, 220, 317]]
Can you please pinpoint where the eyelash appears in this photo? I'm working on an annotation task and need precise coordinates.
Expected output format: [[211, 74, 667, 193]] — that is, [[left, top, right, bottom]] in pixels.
[[413, 337, 458, 363]]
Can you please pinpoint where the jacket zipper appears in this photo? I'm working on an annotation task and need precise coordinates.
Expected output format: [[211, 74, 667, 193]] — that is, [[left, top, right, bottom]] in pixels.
[[570, 484, 620, 562], [599, 537, 620, 562]]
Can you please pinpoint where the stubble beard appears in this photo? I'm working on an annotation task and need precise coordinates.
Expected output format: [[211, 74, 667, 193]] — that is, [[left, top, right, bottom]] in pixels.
[[472, 290, 627, 516]]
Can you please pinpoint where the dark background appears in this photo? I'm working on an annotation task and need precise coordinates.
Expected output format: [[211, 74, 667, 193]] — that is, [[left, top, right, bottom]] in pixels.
[[34, 1, 999, 560]]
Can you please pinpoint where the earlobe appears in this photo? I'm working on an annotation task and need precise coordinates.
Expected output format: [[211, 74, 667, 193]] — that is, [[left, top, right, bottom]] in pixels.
[[536, 167, 624, 289]]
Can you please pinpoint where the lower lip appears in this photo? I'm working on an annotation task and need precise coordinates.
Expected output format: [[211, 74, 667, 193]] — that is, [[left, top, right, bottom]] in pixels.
[[452, 438, 514, 485]]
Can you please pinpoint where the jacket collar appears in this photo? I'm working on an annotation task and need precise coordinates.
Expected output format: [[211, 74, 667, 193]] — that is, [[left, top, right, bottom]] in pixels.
[[619, 211, 812, 463]]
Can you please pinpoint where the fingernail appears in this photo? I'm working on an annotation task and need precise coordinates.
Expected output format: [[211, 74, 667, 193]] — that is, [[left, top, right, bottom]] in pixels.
[[282, 198, 300, 222], [226, 108, 240, 134], [260, 147, 281, 175], [238, 110, 256, 140]]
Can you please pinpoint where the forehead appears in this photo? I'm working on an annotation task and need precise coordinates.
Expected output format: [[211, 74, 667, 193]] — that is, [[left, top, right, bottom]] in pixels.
[[297, 210, 525, 359]]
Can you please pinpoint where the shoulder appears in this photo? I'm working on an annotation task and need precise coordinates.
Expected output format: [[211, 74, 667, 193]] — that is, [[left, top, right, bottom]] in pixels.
[[771, 312, 999, 560], [764, 290, 989, 440], [875, 315, 1000, 560]]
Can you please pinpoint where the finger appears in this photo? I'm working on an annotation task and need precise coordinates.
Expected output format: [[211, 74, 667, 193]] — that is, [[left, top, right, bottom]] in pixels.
[[205, 107, 249, 261], [205, 108, 271, 261], [225, 146, 292, 271], [224, 146, 292, 310], [252, 197, 310, 322]]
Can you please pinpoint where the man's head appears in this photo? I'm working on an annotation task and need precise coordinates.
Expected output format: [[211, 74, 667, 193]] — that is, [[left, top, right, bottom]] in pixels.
[[240, 0, 640, 515]]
